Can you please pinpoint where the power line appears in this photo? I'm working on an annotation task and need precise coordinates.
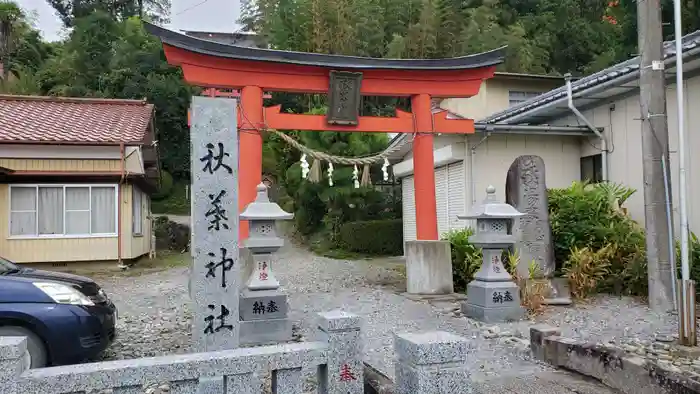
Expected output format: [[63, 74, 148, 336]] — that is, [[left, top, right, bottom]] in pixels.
[[175, 0, 212, 16]]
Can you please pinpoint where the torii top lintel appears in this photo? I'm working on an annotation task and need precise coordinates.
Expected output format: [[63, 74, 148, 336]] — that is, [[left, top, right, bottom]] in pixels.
[[144, 23, 505, 98]]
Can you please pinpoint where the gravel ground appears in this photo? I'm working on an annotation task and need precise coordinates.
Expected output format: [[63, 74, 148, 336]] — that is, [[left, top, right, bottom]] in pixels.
[[98, 240, 678, 384]]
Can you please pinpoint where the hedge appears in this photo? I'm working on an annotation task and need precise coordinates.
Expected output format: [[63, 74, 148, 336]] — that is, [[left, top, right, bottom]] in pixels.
[[338, 219, 403, 256]]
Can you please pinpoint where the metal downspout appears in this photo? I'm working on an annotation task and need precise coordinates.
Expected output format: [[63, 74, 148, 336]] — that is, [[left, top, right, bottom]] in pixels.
[[565, 73, 608, 181], [118, 143, 126, 269]]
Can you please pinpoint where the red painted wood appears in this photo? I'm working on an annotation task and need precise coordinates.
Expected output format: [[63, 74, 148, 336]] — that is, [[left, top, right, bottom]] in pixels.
[[263, 105, 414, 133], [411, 94, 439, 241], [164, 45, 494, 98]]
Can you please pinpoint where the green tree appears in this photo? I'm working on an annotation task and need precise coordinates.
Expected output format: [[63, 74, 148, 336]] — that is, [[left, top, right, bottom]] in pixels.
[[48, 0, 170, 27], [35, 13, 195, 179], [0, 2, 53, 92]]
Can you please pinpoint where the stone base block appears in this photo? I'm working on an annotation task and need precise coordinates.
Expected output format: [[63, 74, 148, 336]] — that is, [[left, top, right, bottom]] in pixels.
[[239, 318, 292, 346], [461, 302, 525, 323], [395, 362, 470, 394], [240, 289, 288, 321], [466, 280, 521, 308], [463, 279, 525, 323], [405, 240, 453, 295], [542, 278, 572, 305]]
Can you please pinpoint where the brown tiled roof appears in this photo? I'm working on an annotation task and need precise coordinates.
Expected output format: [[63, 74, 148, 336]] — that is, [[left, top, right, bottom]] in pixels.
[[0, 95, 155, 145]]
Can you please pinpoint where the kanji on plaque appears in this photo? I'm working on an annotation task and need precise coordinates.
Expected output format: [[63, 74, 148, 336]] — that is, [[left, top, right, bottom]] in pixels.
[[203, 304, 233, 334], [200, 142, 233, 175], [504, 291, 513, 302], [205, 247, 235, 288], [492, 291, 504, 304], [267, 300, 279, 313], [339, 364, 357, 382], [205, 190, 229, 231], [259, 261, 269, 281], [252, 301, 266, 315]]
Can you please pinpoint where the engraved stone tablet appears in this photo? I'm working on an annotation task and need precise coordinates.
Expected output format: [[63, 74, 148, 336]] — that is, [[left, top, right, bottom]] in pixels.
[[505, 155, 555, 278], [190, 96, 240, 351]]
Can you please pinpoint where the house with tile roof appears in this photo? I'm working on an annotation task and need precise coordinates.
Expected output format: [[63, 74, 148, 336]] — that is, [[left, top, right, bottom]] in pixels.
[[0, 95, 160, 264], [388, 30, 700, 248]]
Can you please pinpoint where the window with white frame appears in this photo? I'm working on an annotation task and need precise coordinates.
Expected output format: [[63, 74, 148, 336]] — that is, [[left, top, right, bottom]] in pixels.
[[508, 91, 541, 107], [132, 186, 143, 235], [9, 185, 117, 237]]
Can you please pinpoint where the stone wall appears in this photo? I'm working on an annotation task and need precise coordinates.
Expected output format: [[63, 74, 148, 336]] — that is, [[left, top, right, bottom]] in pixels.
[[530, 325, 700, 394], [0, 311, 475, 394], [0, 311, 359, 394]]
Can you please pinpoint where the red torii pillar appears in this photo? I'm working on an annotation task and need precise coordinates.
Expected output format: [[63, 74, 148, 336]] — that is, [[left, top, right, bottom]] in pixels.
[[148, 22, 501, 242], [238, 86, 264, 239], [411, 94, 439, 240]]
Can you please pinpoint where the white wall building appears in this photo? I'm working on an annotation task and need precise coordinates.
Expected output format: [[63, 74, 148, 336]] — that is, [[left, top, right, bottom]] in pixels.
[[389, 30, 700, 248]]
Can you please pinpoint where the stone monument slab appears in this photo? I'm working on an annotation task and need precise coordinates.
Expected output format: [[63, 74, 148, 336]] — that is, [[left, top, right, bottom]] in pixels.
[[190, 96, 240, 351], [463, 280, 522, 309], [505, 155, 555, 278], [239, 289, 288, 321], [239, 318, 293, 346]]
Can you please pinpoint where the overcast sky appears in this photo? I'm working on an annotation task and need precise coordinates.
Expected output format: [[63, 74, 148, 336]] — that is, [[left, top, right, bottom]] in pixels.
[[15, 0, 242, 42]]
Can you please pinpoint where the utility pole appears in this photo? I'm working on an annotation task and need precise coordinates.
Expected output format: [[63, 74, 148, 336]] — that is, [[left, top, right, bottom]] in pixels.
[[638, 0, 675, 312]]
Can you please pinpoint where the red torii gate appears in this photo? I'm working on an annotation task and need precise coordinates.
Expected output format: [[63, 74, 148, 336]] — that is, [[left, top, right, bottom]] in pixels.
[[145, 23, 505, 241]]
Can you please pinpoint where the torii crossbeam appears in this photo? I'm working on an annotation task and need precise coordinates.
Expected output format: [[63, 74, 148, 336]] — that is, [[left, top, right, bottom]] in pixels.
[[145, 22, 506, 241]]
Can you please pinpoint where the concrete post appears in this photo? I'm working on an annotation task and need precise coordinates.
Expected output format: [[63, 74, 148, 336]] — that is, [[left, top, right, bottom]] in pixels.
[[405, 240, 454, 295], [0, 336, 27, 389], [394, 331, 471, 394], [317, 310, 363, 394]]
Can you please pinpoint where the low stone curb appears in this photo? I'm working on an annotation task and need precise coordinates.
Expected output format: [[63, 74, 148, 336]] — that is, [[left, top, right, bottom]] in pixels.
[[530, 325, 700, 394]]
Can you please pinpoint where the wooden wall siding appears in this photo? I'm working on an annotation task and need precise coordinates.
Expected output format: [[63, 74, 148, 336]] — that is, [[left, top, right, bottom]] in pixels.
[[0, 158, 121, 172], [0, 183, 152, 264]]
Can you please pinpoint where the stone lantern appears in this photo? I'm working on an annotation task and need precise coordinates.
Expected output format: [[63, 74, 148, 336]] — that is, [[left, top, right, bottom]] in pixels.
[[457, 185, 526, 323], [239, 183, 294, 345]]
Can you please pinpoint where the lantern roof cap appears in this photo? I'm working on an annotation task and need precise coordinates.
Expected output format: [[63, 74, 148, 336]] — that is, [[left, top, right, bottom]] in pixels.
[[240, 183, 294, 220], [144, 22, 506, 71], [457, 185, 525, 220]]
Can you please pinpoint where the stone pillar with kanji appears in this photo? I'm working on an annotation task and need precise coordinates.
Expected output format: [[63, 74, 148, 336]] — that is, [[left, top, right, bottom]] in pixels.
[[238, 183, 294, 345], [458, 185, 526, 322]]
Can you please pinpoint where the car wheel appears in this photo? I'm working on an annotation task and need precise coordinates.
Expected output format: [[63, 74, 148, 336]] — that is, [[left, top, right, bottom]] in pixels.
[[0, 326, 48, 368]]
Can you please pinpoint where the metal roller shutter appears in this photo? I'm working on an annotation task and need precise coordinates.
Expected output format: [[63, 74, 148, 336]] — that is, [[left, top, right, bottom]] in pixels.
[[435, 166, 449, 238], [447, 161, 467, 231], [402, 176, 416, 244]]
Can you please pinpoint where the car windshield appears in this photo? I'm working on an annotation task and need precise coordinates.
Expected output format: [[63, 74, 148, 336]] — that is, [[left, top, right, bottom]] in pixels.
[[0, 257, 20, 274]]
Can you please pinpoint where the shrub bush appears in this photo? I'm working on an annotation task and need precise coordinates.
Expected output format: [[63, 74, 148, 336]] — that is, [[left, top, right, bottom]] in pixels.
[[550, 181, 647, 297], [153, 215, 190, 251], [337, 219, 403, 256], [443, 228, 482, 293]]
